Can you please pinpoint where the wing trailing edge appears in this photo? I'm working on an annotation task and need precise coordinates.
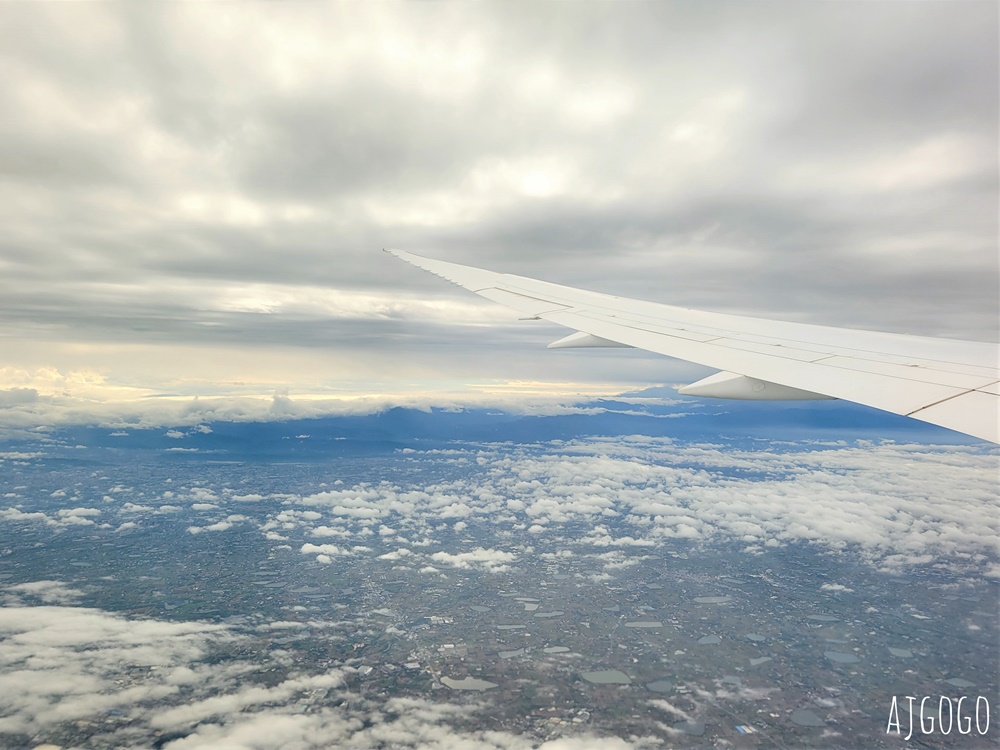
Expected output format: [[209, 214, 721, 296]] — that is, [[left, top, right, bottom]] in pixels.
[[387, 249, 999, 443]]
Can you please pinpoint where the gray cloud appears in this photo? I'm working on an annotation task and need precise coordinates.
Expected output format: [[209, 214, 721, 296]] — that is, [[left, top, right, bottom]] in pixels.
[[0, 2, 995, 406]]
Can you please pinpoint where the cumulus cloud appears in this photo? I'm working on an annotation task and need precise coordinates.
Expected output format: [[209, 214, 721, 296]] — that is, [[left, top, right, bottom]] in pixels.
[[820, 583, 854, 593], [242, 437, 1000, 576], [0, 600, 233, 736], [2, 430, 993, 576], [187, 514, 248, 535], [157, 697, 654, 750], [57, 507, 102, 523], [0, 506, 108, 529], [0, 450, 42, 460], [150, 673, 346, 731], [187, 488, 218, 503], [0, 588, 657, 750], [231, 493, 265, 503], [4, 580, 84, 606], [300, 543, 353, 561], [379, 548, 413, 561], [430, 548, 518, 572]]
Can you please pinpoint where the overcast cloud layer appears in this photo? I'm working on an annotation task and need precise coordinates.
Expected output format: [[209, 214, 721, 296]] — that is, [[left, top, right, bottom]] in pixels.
[[0, 2, 996, 414]]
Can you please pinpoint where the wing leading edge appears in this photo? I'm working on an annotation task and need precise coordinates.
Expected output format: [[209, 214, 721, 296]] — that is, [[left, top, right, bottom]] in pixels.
[[387, 249, 999, 444]]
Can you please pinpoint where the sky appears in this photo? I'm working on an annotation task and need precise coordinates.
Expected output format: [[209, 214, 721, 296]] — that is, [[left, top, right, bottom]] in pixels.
[[1, 1, 997, 426]]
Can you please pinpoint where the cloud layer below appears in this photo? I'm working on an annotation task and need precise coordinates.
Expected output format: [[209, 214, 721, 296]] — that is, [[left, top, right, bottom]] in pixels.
[[0, 585, 656, 749]]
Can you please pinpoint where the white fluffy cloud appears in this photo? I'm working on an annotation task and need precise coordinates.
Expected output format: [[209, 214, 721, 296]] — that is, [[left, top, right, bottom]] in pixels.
[[0, 506, 106, 529], [250, 438, 998, 575], [3, 580, 84, 606], [1, 437, 993, 575], [430, 548, 518, 572], [0, 601, 233, 736], [158, 697, 654, 750], [0, 375, 642, 432], [0, 587, 656, 750]]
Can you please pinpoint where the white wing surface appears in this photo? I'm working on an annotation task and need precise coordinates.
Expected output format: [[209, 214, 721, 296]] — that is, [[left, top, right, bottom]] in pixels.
[[388, 249, 999, 444]]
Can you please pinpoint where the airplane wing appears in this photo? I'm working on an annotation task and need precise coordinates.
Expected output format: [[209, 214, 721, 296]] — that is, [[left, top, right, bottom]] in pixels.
[[387, 249, 1000, 444]]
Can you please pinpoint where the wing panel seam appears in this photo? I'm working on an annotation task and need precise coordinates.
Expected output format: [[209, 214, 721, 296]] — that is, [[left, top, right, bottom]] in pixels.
[[554, 301, 998, 372], [565, 313, 994, 388], [906, 389, 978, 417]]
